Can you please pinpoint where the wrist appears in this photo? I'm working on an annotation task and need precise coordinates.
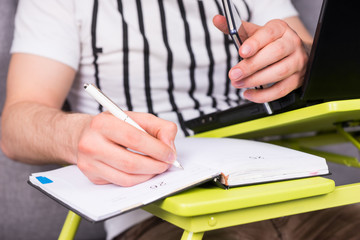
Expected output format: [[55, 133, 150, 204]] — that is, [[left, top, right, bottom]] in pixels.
[[303, 41, 313, 56], [63, 113, 93, 165]]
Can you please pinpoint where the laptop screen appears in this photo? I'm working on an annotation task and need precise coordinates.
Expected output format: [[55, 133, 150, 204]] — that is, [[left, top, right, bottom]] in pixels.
[[302, 0, 360, 102]]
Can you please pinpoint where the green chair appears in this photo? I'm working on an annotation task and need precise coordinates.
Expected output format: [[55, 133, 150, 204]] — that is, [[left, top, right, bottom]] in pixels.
[[58, 99, 360, 240]]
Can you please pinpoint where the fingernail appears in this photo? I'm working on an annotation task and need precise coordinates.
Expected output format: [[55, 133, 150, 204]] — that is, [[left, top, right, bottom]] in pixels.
[[230, 69, 243, 80], [243, 90, 252, 100], [170, 140, 176, 152], [241, 45, 251, 56], [165, 139, 176, 152], [167, 151, 177, 164], [234, 80, 245, 88]]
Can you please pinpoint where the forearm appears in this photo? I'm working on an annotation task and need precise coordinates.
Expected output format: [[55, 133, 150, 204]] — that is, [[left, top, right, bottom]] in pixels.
[[1, 102, 92, 165]]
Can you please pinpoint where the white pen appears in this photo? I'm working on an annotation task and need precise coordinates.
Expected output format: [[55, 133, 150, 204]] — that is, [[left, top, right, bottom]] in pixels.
[[84, 83, 183, 169]]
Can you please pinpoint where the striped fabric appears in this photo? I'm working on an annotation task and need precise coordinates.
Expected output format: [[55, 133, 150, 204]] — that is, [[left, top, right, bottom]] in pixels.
[[12, 0, 298, 138], [81, 0, 251, 136]]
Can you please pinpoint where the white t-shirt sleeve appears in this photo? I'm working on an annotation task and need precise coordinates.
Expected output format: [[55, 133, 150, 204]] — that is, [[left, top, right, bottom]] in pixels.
[[11, 0, 80, 70], [247, 0, 299, 26]]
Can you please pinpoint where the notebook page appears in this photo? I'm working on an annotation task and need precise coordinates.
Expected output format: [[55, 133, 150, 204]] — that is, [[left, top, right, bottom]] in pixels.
[[29, 162, 219, 222], [175, 138, 328, 185]]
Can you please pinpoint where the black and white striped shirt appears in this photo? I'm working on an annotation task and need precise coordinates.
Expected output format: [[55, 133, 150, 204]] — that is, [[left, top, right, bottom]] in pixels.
[[13, 0, 297, 138]]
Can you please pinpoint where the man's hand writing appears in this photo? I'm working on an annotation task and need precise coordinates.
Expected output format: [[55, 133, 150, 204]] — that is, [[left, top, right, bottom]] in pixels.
[[77, 112, 177, 187]]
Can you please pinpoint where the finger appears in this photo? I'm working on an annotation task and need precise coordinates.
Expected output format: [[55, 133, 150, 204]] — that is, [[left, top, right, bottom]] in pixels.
[[212, 15, 229, 34], [243, 73, 303, 103], [81, 133, 171, 174], [128, 112, 178, 151], [229, 35, 298, 82], [78, 156, 156, 187], [239, 19, 289, 58], [90, 112, 176, 165], [232, 50, 307, 89]]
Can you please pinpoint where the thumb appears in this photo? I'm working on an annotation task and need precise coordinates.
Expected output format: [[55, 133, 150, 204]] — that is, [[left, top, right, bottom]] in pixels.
[[242, 21, 261, 37], [213, 15, 229, 34], [213, 17, 261, 39]]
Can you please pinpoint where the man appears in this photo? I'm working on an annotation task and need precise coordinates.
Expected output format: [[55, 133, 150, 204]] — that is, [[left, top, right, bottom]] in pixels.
[[2, 0, 330, 239], [1, 0, 312, 186]]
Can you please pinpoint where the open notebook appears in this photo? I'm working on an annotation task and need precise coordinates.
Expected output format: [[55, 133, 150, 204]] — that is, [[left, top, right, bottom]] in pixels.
[[28, 137, 329, 222]]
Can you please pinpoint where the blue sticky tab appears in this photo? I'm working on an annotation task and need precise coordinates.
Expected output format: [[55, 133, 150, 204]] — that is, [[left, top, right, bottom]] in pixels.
[[36, 176, 53, 184]]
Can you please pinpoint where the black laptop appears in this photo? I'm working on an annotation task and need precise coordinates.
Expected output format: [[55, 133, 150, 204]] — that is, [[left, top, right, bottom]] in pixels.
[[185, 0, 360, 134]]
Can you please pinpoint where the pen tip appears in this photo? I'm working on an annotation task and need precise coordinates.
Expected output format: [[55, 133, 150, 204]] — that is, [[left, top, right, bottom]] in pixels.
[[83, 83, 89, 89], [173, 160, 184, 170]]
